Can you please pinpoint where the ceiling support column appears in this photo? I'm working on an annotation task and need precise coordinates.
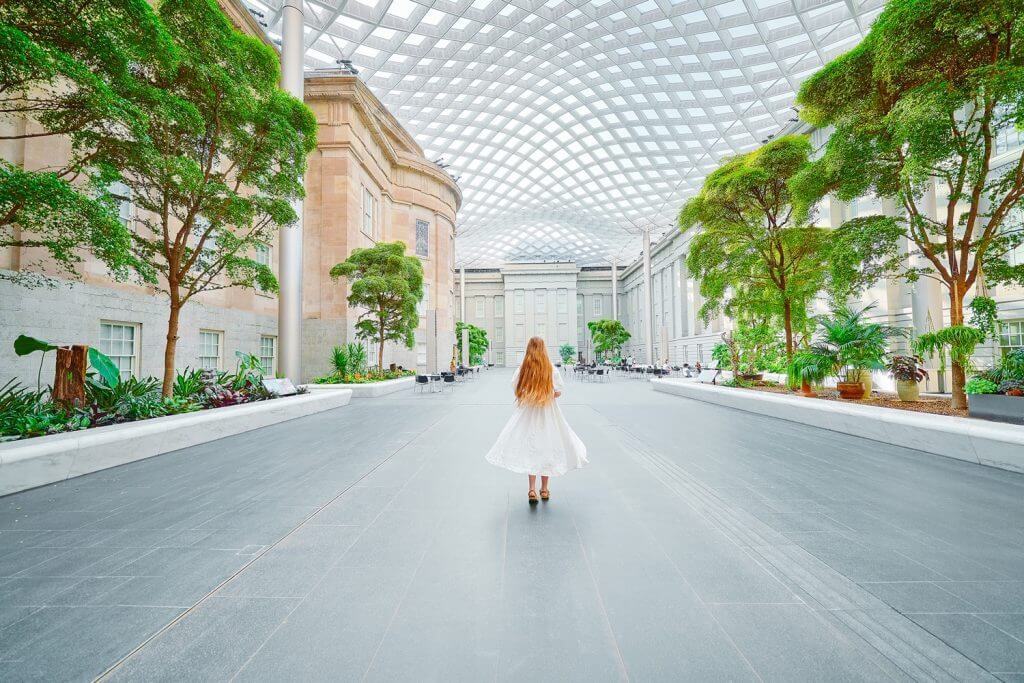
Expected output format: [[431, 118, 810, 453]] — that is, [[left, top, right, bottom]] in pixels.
[[642, 228, 654, 365], [460, 267, 468, 366], [610, 258, 618, 321], [278, 0, 304, 382]]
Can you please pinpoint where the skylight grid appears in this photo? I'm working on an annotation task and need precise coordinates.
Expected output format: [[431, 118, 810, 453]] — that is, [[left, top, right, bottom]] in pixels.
[[248, 0, 884, 267]]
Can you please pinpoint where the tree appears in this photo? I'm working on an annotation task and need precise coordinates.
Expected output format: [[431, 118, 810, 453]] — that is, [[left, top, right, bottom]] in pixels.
[[0, 0, 174, 284], [331, 241, 423, 371], [586, 319, 630, 361], [455, 321, 489, 365], [104, 0, 316, 396], [680, 135, 837, 361], [794, 0, 1024, 408], [558, 343, 575, 364]]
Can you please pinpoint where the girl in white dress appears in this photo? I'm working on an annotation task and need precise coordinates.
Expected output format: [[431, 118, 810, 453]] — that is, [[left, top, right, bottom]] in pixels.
[[485, 336, 588, 504]]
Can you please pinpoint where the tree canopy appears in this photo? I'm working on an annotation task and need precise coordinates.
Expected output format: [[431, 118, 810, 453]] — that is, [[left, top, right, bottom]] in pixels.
[[331, 241, 424, 370], [586, 319, 630, 360], [456, 321, 489, 366], [0, 0, 174, 284], [681, 135, 835, 358], [793, 0, 1024, 407]]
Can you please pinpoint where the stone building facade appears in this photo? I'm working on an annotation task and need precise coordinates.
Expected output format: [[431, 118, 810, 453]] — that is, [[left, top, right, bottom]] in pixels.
[[0, 3, 459, 386]]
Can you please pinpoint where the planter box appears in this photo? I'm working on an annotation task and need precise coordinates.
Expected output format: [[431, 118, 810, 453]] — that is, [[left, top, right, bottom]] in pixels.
[[652, 378, 1024, 474], [303, 375, 415, 398], [0, 389, 353, 497], [968, 393, 1024, 425]]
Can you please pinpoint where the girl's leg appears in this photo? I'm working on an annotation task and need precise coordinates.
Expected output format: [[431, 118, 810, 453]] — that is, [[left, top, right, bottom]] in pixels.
[[540, 475, 550, 493], [528, 474, 537, 492]]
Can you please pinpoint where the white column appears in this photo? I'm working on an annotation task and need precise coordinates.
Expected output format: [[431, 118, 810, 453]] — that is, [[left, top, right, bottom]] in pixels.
[[911, 180, 947, 392], [278, 0, 304, 382], [460, 267, 468, 365], [642, 228, 654, 365], [610, 259, 618, 321]]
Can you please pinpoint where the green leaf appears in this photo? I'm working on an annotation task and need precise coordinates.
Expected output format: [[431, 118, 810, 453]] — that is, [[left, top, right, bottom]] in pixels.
[[13, 335, 56, 356], [88, 347, 121, 387]]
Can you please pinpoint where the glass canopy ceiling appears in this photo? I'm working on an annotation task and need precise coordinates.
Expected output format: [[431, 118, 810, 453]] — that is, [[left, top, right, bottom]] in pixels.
[[245, 0, 884, 267]]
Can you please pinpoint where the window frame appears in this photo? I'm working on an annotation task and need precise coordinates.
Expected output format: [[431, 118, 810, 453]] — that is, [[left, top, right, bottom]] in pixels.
[[198, 329, 225, 371], [259, 335, 277, 376], [361, 186, 378, 239], [415, 219, 429, 258], [99, 320, 141, 380], [592, 296, 603, 317]]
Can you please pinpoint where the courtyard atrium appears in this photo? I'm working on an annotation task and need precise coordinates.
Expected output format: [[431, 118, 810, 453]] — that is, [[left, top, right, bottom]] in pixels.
[[1, 0, 1024, 680]]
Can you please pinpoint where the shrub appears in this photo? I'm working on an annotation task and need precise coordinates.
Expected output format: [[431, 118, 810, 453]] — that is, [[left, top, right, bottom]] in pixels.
[[998, 379, 1024, 396], [887, 355, 928, 383], [964, 377, 999, 395]]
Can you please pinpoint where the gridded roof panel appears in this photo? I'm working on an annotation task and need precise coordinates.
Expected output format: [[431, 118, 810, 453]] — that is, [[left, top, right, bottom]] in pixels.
[[246, 0, 884, 267]]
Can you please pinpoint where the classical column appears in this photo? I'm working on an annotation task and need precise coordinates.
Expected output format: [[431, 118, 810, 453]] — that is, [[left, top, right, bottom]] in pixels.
[[460, 267, 468, 366], [278, 0, 304, 382], [610, 258, 618, 321], [910, 180, 947, 392], [642, 228, 654, 365]]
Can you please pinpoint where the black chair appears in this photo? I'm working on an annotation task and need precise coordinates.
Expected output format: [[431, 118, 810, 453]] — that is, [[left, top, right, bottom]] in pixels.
[[415, 375, 430, 393], [442, 374, 456, 391]]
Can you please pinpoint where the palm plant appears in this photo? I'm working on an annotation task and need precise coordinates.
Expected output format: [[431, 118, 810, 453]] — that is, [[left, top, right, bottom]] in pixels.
[[344, 342, 367, 374], [787, 350, 833, 396], [811, 305, 904, 384], [330, 345, 350, 377]]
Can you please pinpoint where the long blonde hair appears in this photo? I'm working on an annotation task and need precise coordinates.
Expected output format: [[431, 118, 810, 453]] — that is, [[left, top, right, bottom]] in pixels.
[[515, 337, 554, 407]]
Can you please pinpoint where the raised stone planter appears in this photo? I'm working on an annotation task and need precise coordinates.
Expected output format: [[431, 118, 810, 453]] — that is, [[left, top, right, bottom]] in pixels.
[[0, 389, 353, 497], [303, 375, 415, 398], [968, 393, 1024, 425], [653, 378, 1024, 474]]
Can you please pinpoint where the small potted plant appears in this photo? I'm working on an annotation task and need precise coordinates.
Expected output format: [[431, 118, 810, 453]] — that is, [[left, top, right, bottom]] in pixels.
[[787, 350, 831, 398], [886, 355, 928, 402]]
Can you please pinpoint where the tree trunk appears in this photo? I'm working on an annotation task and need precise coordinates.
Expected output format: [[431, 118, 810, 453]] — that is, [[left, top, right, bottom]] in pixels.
[[53, 345, 88, 408], [949, 285, 967, 410], [162, 301, 181, 398], [782, 299, 794, 360]]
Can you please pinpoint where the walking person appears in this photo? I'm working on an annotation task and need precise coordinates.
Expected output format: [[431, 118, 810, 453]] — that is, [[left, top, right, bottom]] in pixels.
[[485, 336, 588, 504]]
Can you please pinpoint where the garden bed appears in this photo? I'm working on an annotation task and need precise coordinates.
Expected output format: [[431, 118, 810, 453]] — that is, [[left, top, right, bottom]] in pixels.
[[0, 389, 353, 496], [732, 382, 967, 418], [304, 374, 415, 398]]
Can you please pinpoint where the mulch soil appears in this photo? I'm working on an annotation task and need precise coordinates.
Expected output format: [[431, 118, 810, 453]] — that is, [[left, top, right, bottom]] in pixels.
[[736, 382, 969, 417]]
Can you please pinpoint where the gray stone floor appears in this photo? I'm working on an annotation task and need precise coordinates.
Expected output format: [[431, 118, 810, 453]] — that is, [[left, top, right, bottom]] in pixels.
[[1, 369, 1023, 681]]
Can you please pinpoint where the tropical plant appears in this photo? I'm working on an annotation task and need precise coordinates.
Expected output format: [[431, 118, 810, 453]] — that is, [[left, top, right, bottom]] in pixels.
[[82, 375, 167, 425], [455, 321, 489, 365], [913, 326, 987, 385], [172, 368, 205, 400], [587, 319, 630, 361], [711, 342, 733, 370], [330, 345, 351, 377], [330, 241, 424, 371], [964, 378, 999, 396], [786, 350, 833, 392], [998, 379, 1024, 396], [794, 0, 1024, 409], [0, 0, 173, 284], [969, 297, 1000, 342], [811, 305, 905, 383], [558, 344, 576, 364], [681, 135, 846, 361], [887, 355, 929, 384], [13, 335, 57, 392], [344, 343, 367, 374], [103, 0, 317, 396]]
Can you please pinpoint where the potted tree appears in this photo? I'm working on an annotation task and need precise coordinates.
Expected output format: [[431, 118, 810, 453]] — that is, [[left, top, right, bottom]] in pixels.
[[787, 350, 832, 398], [886, 355, 928, 402], [814, 305, 903, 399]]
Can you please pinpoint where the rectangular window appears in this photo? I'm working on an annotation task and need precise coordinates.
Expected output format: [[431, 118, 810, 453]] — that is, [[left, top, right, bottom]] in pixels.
[[494, 296, 504, 316], [415, 219, 429, 258], [515, 323, 525, 342], [255, 243, 271, 266], [536, 289, 546, 314], [475, 296, 485, 318], [558, 322, 568, 343], [576, 294, 584, 315], [495, 325, 504, 342], [536, 321, 546, 340], [1000, 319, 1024, 353], [592, 296, 603, 317], [514, 290, 525, 314], [259, 335, 276, 375], [199, 330, 223, 370], [99, 321, 140, 380], [361, 187, 378, 238], [496, 351, 505, 365], [557, 289, 567, 313], [109, 181, 133, 228]]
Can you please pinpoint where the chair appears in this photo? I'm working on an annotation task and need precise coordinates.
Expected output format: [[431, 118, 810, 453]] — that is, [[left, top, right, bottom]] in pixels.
[[596, 369, 606, 382], [415, 375, 430, 393], [442, 374, 456, 391]]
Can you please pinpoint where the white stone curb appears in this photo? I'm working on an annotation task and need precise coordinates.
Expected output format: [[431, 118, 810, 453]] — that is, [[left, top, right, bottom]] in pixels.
[[652, 378, 1024, 474], [0, 389, 353, 497], [303, 376, 415, 398]]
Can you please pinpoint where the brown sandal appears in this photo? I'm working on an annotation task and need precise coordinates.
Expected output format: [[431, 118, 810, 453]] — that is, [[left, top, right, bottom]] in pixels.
[[539, 489, 550, 501], [528, 490, 539, 505]]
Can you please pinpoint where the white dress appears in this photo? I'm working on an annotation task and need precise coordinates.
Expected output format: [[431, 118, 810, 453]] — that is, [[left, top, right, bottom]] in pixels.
[[485, 367, 588, 476]]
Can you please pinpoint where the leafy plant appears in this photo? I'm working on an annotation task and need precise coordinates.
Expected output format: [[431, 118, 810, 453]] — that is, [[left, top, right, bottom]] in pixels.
[[81, 375, 166, 425], [913, 326, 986, 381], [559, 344, 575, 364], [587, 319, 630, 361], [172, 368, 205, 400], [455, 322, 489, 365], [711, 342, 733, 370], [964, 378, 999, 395], [330, 345, 350, 377], [811, 304, 905, 382], [13, 335, 57, 392], [969, 297, 1000, 342], [344, 343, 366, 374], [330, 241, 424, 371], [786, 350, 833, 389], [998, 379, 1024, 396], [886, 355, 928, 384]]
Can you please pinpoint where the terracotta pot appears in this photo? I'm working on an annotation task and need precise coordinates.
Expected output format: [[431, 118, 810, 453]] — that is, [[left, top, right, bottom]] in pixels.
[[799, 380, 816, 398], [858, 369, 873, 399], [837, 381, 864, 400], [895, 379, 920, 402]]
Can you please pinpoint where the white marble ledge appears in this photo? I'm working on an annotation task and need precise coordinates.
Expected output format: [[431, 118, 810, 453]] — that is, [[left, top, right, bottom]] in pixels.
[[0, 389, 353, 497], [303, 375, 415, 398], [652, 378, 1024, 474]]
